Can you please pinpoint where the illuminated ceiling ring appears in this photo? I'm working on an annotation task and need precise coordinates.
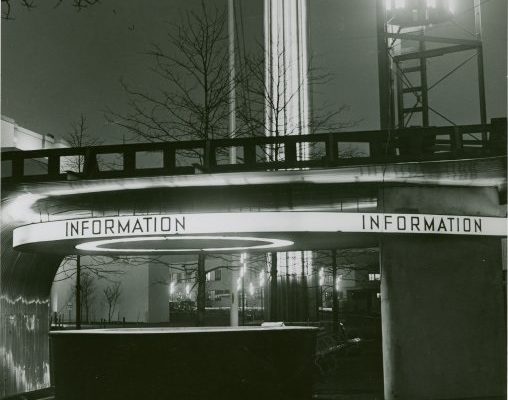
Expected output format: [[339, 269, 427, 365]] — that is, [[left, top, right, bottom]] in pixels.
[[75, 235, 294, 253]]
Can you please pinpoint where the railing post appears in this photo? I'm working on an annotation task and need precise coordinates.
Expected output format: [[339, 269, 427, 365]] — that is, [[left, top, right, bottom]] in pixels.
[[12, 156, 24, 178], [451, 127, 463, 156], [48, 155, 60, 178], [285, 139, 297, 164], [83, 148, 98, 178], [243, 141, 256, 166], [369, 137, 385, 159], [382, 129, 397, 158], [488, 118, 507, 155], [163, 145, 176, 171], [123, 151, 136, 173], [203, 140, 215, 171], [326, 133, 338, 164]]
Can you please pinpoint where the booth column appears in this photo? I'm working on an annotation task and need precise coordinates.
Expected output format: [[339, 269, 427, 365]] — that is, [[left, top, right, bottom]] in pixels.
[[230, 266, 239, 327], [379, 186, 506, 400]]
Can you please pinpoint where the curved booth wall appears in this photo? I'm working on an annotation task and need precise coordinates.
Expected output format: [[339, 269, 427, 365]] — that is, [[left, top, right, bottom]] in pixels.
[[1, 220, 63, 397]]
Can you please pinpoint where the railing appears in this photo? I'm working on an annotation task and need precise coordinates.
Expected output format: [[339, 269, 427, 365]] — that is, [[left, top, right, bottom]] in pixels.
[[1, 118, 506, 183]]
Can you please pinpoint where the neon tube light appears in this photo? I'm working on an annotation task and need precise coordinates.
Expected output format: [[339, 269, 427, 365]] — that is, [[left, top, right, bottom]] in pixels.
[[75, 235, 294, 253]]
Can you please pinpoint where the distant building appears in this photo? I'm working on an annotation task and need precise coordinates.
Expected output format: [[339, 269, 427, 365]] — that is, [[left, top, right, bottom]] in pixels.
[[1, 116, 69, 177], [1, 116, 68, 151]]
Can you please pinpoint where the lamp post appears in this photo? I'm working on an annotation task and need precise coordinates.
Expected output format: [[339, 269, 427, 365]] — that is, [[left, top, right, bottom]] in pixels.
[[169, 281, 175, 322], [331, 250, 339, 339], [259, 270, 265, 318], [318, 267, 324, 324], [75, 254, 81, 330], [240, 253, 247, 325], [231, 266, 239, 327]]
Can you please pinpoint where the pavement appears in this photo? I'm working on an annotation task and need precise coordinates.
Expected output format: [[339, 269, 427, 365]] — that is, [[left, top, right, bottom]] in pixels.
[[313, 338, 384, 400]]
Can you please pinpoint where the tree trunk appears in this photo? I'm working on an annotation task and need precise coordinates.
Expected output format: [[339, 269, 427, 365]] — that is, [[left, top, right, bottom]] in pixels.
[[269, 252, 278, 321], [75, 255, 81, 329], [196, 253, 206, 326], [331, 249, 339, 339]]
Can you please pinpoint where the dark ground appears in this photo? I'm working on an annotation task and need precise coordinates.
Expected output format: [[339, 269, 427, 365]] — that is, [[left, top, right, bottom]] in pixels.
[[313, 338, 384, 400]]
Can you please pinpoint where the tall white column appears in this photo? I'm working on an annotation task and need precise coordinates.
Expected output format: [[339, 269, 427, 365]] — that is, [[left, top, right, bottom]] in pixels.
[[264, 0, 312, 318], [228, 0, 239, 327], [228, 0, 237, 164], [264, 0, 310, 160]]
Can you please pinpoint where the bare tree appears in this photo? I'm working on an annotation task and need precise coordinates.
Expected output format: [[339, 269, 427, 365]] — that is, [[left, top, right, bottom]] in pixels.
[[54, 255, 126, 283], [55, 254, 126, 328], [2, 0, 99, 19], [105, 2, 236, 324], [80, 272, 95, 323], [312, 248, 379, 331], [61, 114, 104, 174], [66, 114, 103, 148], [70, 270, 96, 324], [236, 45, 360, 161], [103, 281, 122, 323], [103, 2, 362, 326], [108, 0, 234, 166]]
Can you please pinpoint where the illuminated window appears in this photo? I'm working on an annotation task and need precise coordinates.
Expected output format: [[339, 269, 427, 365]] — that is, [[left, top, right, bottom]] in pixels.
[[207, 270, 222, 281], [369, 273, 381, 281]]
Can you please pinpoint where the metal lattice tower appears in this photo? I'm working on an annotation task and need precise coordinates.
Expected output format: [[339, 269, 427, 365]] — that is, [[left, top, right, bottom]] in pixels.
[[376, 0, 487, 139]]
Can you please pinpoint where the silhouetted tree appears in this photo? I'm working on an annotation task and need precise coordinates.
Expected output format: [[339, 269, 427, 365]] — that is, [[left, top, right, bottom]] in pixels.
[[108, 1, 235, 165], [61, 114, 104, 174], [2, 0, 99, 19], [236, 45, 360, 161], [70, 270, 96, 324], [103, 281, 122, 323]]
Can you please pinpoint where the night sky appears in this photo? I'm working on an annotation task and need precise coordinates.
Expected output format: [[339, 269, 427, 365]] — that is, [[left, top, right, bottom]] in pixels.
[[2, 0, 506, 144]]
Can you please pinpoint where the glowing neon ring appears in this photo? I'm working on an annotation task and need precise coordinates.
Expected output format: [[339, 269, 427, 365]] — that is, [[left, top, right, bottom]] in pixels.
[[75, 235, 294, 253]]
